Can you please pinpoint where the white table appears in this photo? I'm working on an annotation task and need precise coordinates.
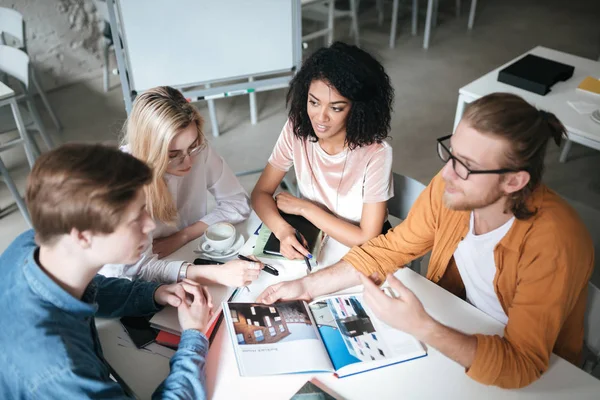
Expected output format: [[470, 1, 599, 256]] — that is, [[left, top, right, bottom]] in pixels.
[[453, 46, 600, 163], [98, 213, 600, 399]]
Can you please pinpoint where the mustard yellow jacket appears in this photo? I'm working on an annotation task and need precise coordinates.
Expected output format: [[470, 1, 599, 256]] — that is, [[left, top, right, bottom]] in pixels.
[[343, 173, 594, 388]]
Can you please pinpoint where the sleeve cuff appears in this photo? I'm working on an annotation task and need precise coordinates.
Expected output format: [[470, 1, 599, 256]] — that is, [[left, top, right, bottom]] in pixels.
[[200, 214, 222, 227], [363, 192, 394, 203], [135, 281, 164, 315], [164, 261, 186, 283], [267, 160, 291, 172], [179, 329, 209, 354], [342, 247, 379, 277], [466, 334, 502, 385]]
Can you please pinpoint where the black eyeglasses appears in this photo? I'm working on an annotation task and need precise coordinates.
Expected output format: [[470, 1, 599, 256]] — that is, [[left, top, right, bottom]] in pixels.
[[436, 135, 519, 180]]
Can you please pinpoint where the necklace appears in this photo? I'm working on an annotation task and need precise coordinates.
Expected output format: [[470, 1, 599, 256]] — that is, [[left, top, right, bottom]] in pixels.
[[308, 141, 349, 215]]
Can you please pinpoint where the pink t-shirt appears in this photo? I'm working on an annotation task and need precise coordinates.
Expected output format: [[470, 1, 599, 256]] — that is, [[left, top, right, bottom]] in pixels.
[[268, 120, 393, 223]]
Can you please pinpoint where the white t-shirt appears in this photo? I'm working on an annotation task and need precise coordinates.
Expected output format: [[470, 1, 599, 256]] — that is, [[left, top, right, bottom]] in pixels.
[[99, 143, 251, 283], [453, 212, 515, 324], [268, 120, 394, 223]]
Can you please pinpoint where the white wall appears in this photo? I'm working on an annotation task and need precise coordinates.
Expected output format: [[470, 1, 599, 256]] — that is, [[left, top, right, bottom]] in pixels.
[[4, 0, 105, 91]]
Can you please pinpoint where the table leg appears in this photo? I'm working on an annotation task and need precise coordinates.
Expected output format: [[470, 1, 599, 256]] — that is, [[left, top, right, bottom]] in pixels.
[[423, 0, 434, 49], [559, 138, 572, 163], [453, 93, 468, 132], [9, 98, 37, 167], [206, 83, 220, 137], [327, 0, 334, 45], [468, 0, 478, 30], [390, 0, 399, 49], [412, 0, 418, 36], [248, 77, 257, 126]]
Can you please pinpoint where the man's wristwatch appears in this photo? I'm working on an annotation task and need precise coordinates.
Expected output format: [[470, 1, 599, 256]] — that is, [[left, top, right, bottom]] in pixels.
[[177, 263, 190, 282]]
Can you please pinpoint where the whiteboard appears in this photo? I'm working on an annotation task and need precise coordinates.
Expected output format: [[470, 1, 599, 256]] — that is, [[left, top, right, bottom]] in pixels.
[[116, 0, 299, 92]]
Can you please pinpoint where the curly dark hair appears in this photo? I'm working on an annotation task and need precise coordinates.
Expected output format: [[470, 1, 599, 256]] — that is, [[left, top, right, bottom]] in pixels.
[[286, 42, 394, 150]]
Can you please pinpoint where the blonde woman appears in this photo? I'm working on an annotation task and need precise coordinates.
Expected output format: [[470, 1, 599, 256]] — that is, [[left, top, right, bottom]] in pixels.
[[100, 86, 262, 286]]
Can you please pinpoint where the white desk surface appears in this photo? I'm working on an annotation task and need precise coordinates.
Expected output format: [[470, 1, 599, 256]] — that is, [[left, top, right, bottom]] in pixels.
[[98, 213, 600, 399], [458, 46, 600, 142], [0, 81, 15, 101]]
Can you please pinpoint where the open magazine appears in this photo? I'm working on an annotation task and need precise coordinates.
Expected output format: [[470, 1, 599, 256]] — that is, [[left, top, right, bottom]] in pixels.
[[223, 293, 427, 378]]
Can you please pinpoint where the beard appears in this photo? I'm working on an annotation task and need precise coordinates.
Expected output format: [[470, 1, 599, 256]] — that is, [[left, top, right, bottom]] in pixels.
[[443, 183, 505, 211]]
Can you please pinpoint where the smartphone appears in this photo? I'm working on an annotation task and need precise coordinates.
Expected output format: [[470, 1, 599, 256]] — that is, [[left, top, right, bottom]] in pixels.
[[193, 258, 224, 265], [120, 316, 159, 349]]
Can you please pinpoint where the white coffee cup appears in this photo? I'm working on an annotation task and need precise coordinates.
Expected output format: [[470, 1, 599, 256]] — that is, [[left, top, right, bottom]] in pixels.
[[200, 222, 236, 253]]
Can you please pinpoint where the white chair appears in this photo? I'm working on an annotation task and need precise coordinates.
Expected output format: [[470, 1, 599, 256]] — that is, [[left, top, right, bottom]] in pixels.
[[371, 0, 419, 49], [0, 154, 31, 227], [0, 45, 55, 152], [301, 0, 335, 46], [423, 0, 478, 50], [583, 281, 600, 374], [0, 7, 63, 132], [93, 0, 116, 92], [302, 0, 360, 46], [387, 173, 427, 274], [0, 71, 35, 226]]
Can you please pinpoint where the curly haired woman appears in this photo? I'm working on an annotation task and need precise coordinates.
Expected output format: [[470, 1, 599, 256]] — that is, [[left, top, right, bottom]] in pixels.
[[252, 42, 395, 260]]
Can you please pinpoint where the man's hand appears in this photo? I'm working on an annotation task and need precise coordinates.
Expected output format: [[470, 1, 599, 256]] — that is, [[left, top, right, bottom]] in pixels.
[[360, 273, 433, 339], [256, 278, 312, 304], [177, 279, 214, 333], [153, 231, 188, 259], [154, 283, 186, 307]]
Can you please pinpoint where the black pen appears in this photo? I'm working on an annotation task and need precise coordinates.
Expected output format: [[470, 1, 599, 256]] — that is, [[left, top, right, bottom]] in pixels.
[[237, 254, 279, 276], [295, 230, 312, 272]]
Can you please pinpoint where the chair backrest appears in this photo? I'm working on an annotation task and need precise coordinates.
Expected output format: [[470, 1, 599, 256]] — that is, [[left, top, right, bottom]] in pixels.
[[0, 7, 25, 48], [585, 281, 600, 355], [387, 173, 427, 220], [0, 45, 29, 87]]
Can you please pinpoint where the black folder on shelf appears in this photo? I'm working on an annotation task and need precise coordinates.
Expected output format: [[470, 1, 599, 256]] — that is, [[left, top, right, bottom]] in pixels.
[[497, 54, 574, 95]]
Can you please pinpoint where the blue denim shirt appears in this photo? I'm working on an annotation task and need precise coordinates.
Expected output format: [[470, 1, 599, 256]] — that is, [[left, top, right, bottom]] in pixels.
[[0, 230, 208, 399]]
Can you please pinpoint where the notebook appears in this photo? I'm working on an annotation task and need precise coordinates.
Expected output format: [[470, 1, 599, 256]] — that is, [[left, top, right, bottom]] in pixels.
[[577, 76, 600, 96], [263, 212, 324, 258], [497, 54, 574, 95], [223, 293, 427, 378], [149, 285, 238, 343]]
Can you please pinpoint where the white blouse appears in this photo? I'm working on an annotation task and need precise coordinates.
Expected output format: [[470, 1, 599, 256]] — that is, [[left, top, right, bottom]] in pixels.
[[99, 143, 251, 282]]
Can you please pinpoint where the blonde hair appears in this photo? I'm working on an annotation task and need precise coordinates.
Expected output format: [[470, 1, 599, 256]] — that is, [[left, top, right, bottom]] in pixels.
[[122, 86, 205, 224]]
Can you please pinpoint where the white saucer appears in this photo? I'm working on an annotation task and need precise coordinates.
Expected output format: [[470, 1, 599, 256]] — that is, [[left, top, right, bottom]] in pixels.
[[196, 233, 245, 260]]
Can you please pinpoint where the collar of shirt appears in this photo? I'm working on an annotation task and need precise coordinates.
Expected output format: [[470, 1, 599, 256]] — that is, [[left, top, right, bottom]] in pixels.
[[22, 249, 98, 318]]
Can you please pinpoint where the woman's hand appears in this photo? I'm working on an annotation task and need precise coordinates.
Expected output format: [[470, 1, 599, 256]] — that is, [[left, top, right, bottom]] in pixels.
[[214, 258, 263, 287], [188, 256, 264, 287], [153, 231, 188, 259], [274, 192, 311, 216], [275, 224, 312, 260]]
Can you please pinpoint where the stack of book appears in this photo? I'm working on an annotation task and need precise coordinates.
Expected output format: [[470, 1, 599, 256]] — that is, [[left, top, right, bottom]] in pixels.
[[150, 285, 238, 348]]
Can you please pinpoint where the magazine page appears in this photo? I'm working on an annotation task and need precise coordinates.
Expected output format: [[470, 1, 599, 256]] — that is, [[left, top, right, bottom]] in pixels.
[[309, 294, 426, 378], [224, 300, 333, 377]]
